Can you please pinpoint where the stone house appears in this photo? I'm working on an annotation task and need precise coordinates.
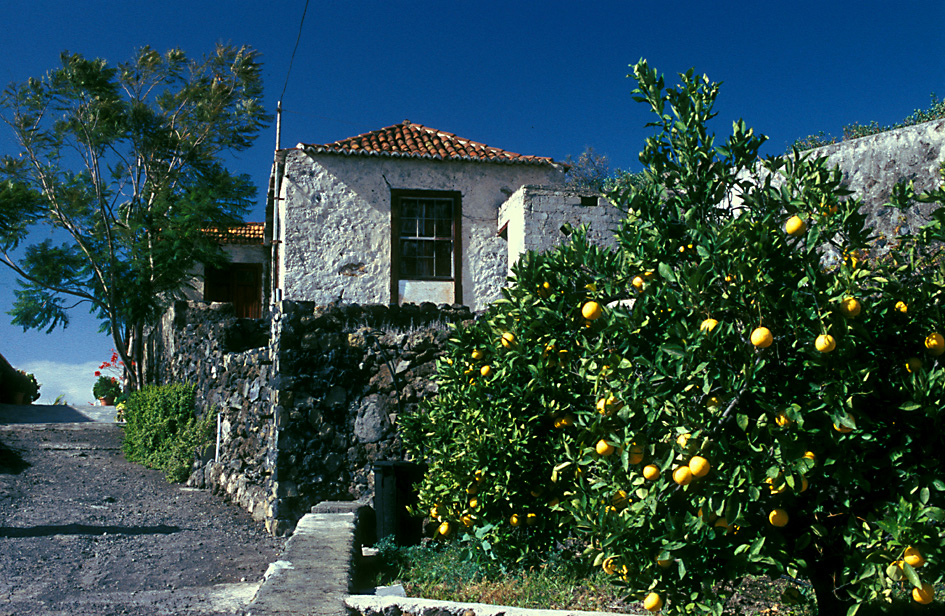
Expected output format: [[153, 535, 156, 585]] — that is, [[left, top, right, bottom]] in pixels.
[[267, 120, 623, 311]]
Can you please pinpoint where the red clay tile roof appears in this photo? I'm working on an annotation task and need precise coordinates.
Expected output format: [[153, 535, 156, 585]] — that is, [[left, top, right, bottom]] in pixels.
[[298, 120, 556, 165], [203, 222, 265, 245]]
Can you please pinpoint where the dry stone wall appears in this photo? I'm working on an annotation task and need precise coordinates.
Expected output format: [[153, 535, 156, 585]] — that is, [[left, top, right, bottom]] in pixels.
[[146, 299, 471, 536]]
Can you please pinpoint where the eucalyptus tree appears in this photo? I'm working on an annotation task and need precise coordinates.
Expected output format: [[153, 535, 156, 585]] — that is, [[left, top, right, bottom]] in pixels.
[[0, 44, 270, 389]]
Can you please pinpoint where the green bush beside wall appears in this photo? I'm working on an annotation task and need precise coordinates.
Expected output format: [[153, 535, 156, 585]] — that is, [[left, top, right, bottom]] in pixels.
[[121, 383, 214, 482]]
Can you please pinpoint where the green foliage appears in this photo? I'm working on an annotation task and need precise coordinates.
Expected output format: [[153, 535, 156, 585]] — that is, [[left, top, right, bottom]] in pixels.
[[404, 60, 945, 615], [13, 370, 41, 402], [92, 375, 121, 400], [121, 383, 213, 482], [0, 45, 271, 388]]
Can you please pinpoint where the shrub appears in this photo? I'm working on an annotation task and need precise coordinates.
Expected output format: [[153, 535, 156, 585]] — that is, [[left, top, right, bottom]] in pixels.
[[92, 375, 121, 400], [404, 60, 945, 615], [121, 383, 213, 482]]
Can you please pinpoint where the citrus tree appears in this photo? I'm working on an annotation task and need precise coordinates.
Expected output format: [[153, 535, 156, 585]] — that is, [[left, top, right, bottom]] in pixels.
[[402, 60, 945, 615]]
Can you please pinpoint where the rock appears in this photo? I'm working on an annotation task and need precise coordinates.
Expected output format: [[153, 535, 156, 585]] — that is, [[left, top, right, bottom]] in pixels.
[[355, 395, 391, 443]]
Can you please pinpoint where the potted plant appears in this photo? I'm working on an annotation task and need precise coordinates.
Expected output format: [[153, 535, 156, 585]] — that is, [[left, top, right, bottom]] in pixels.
[[92, 376, 121, 406]]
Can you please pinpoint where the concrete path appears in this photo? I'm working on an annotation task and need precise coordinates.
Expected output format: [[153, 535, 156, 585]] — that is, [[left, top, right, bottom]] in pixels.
[[247, 502, 363, 616], [0, 402, 119, 425]]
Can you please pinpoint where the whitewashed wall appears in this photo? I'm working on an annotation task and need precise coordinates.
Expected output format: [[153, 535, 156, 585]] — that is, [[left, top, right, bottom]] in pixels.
[[276, 150, 564, 311], [498, 186, 623, 277]]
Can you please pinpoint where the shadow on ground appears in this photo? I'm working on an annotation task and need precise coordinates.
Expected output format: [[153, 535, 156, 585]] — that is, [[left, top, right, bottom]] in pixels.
[[0, 439, 30, 474], [0, 523, 180, 538]]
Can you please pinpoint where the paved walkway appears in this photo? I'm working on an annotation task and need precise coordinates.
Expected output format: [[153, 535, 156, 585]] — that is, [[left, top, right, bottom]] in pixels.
[[0, 402, 119, 425]]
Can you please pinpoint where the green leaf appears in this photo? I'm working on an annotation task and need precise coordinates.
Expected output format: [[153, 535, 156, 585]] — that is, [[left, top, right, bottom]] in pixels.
[[658, 261, 676, 283]]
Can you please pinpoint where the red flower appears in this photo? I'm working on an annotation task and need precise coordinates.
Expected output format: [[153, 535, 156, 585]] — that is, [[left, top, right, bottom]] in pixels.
[[94, 371, 101, 377]]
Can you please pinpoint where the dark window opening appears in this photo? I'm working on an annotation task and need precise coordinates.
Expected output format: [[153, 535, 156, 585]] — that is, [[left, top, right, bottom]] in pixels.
[[205, 263, 263, 319], [580, 195, 599, 207]]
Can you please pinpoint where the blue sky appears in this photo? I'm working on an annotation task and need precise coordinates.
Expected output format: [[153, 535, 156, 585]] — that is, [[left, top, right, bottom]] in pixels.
[[1, 0, 943, 402]]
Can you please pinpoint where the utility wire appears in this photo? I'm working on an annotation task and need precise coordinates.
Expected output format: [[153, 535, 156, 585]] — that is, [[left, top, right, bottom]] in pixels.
[[280, 0, 311, 103]]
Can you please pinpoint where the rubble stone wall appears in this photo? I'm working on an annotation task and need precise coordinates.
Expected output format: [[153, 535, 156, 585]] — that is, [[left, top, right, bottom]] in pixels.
[[147, 299, 470, 536]]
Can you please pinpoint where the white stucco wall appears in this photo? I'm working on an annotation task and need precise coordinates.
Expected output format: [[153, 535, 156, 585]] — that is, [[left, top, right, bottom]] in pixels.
[[276, 150, 564, 311], [498, 186, 623, 277]]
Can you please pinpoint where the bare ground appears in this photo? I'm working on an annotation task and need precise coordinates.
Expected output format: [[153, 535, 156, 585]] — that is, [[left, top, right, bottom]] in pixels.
[[0, 422, 284, 616]]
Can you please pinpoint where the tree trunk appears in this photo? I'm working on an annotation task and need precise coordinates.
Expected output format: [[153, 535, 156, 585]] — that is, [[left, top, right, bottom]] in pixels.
[[807, 551, 853, 616]]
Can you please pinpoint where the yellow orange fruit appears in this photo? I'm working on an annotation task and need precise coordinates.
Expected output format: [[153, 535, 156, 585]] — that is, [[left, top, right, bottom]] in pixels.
[[438, 521, 452, 536], [500, 332, 516, 348], [596, 439, 616, 457], [471, 349, 484, 360], [657, 557, 674, 568], [480, 365, 492, 378], [643, 464, 660, 481], [775, 412, 793, 427], [706, 396, 722, 411], [815, 334, 837, 353], [895, 300, 908, 314], [537, 282, 552, 298], [700, 318, 719, 332], [751, 327, 773, 349], [632, 276, 645, 290], [676, 433, 692, 448], [785, 216, 807, 236], [582, 301, 603, 321], [673, 466, 693, 486], [643, 592, 663, 612], [904, 546, 926, 568], [629, 444, 644, 465], [766, 476, 787, 495], [688, 456, 710, 478], [769, 509, 789, 527], [839, 297, 861, 318], [461, 515, 474, 527], [925, 332, 945, 356], [833, 413, 855, 434], [803, 450, 816, 463], [509, 514, 522, 527], [913, 582, 934, 605], [602, 556, 618, 575], [525, 512, 538, 526], [597, 395, 623, 417], [907, 357, 923, 373], [469, 497, 478, 509]]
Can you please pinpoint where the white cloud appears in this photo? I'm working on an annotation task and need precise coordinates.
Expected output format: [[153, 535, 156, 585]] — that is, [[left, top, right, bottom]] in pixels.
[[20, 360, 101, 406]]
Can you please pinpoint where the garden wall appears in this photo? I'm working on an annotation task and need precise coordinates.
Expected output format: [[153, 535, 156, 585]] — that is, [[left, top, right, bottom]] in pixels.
[[145, 300, 471, 536], [807, 118, 945, 243]]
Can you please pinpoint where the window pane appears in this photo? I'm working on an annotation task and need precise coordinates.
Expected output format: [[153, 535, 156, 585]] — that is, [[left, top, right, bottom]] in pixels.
[[401, 217, 418, 237], [402, 199, 419, 219], [434, 200, 451, 220], [435, 240, 452, 277], [435, 218, 451, 237], [422, 218, 436, 237]]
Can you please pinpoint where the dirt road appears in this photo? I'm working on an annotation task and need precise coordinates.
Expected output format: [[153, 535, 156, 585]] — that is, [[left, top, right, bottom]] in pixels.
[[0, 418, 284, 615]]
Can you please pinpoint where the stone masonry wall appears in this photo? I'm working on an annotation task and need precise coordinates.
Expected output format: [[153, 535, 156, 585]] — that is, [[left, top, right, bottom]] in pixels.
[[265, 301, 471, 535], [147, 299, 470, 536], [808, 118, 945, 247]]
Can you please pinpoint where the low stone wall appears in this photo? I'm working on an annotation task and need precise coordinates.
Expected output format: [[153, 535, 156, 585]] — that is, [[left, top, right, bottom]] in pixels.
[[265, 301, 471, 534], [146, 299, 471, 535]]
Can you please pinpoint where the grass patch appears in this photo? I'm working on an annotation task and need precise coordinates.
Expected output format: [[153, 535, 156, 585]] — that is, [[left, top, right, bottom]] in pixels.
[[374, 539, 826, 614], [375, 538, 631, 612]]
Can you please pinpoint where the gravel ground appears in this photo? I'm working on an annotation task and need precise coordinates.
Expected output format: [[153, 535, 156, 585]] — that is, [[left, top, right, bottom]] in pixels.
[[0, 422, 284, 616]]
